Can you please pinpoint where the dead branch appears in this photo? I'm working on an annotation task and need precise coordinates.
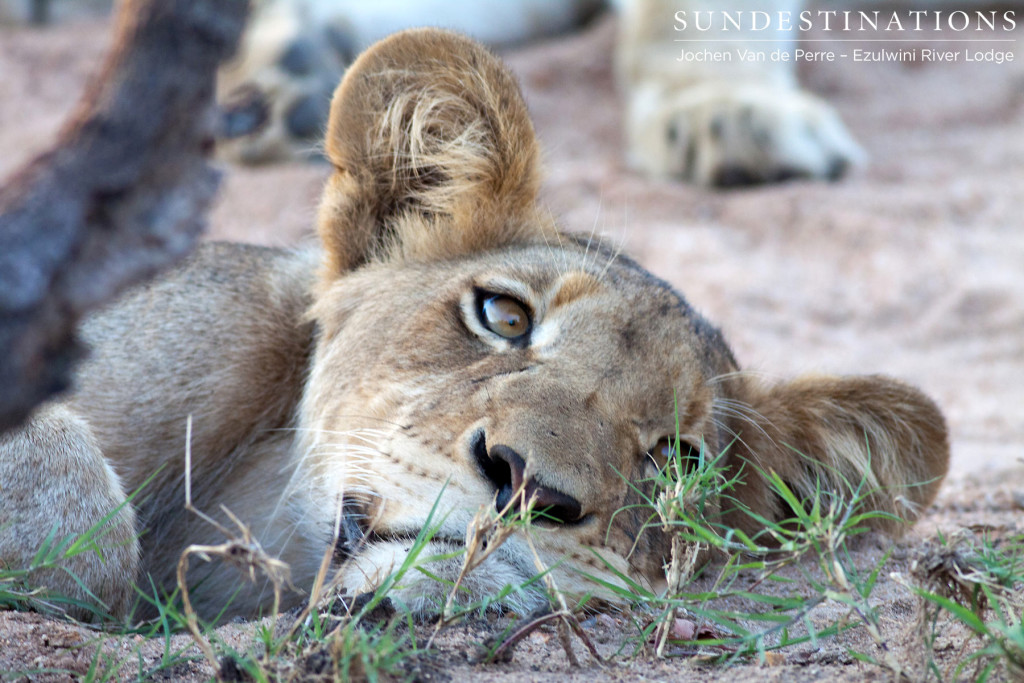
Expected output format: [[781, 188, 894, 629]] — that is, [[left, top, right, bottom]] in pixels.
[[0, 0, 248, 431]]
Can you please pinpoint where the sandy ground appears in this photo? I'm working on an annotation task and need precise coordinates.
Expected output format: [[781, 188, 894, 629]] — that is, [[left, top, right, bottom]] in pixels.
[[1, 8, 1023, 682]]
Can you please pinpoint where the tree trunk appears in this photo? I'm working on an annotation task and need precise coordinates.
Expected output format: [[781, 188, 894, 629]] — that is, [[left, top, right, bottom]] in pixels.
[[0, 0, 249, 431]]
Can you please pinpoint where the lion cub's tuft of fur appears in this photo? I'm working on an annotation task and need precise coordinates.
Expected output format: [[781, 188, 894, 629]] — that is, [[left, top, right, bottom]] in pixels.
[[0, 28, 948, 622]]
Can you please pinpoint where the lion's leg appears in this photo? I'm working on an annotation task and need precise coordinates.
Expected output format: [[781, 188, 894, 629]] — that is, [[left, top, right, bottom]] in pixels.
[[0, 404, 139, 621], [618, 0, 864, 186]]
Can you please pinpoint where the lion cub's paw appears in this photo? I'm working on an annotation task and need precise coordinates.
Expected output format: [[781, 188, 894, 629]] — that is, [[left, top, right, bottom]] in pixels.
[[626, 83, 865, 187], [0, 404, 140, 620], [216, 12, 356, 164]]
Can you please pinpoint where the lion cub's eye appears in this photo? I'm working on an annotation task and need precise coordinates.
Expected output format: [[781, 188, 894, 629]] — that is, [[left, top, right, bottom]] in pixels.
[[478, 293, 532, 341], [648, 436, 700, 474]]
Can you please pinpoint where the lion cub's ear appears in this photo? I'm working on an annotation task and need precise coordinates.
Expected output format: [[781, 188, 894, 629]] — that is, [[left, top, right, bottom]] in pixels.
[[719, 375, 949, 537], [316, 28, 555, 278]]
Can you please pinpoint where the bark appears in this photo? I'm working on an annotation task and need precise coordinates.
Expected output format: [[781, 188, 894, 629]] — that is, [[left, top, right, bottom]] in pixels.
[[0, 0, 249, 431]]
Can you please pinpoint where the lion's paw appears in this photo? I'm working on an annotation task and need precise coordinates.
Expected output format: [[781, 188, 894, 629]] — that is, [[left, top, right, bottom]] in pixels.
[[626, 83, 865, 187], [216, 18, 356, 164]]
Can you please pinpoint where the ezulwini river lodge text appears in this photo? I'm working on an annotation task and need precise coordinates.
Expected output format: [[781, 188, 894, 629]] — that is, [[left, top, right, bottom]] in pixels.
[[677, 48, 1015, 64]]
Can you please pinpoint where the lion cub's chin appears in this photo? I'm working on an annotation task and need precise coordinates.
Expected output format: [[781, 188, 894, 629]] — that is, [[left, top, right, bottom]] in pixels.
[[336, 539, 539, 612]]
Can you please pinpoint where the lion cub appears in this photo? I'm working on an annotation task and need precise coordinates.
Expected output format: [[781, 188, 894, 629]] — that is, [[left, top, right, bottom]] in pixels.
[[0, 29, 948, 621]]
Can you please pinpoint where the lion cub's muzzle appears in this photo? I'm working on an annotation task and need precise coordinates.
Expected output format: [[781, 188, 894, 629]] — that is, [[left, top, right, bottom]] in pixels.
[[471, 432, 586, 525]]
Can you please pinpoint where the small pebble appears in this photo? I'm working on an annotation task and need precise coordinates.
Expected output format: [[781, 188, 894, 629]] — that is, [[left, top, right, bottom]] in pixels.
[[670, 617, 697, 641]]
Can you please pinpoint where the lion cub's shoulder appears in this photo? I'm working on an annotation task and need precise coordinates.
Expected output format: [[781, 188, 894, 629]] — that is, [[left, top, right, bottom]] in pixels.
[[72, 243, 318, 486]]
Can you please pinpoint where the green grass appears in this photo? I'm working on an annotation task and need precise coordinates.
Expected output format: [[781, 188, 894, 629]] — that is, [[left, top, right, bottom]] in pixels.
[[587, 435, 1024, 681], [4, 441, 1024, 682], [585, 439, 898, 664], [905, 530, 1024, 681]]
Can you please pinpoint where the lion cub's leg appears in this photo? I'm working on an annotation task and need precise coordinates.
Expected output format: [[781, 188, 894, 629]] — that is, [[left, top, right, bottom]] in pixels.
[[617, 0, 864, 186], [0, 404, 139, 620]]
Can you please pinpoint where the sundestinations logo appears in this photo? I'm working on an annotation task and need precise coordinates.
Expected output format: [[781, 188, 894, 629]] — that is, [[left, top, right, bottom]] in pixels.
[[673, 9, 1016, 33], [673, 9, 1017, 65]]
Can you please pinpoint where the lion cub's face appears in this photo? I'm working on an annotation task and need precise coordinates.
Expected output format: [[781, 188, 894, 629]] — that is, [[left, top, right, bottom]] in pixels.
[[302, 241, 732, 605], [293, 28, 948, 609]]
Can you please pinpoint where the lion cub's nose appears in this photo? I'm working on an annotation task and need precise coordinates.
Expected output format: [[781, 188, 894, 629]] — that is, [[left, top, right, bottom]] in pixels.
[[487, 444, 584, 524]]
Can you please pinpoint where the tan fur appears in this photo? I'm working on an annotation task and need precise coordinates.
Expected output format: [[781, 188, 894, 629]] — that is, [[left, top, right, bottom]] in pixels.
[[0, 404, 139, 619], [316, 29, 551, 277], [1, 29, 948, 621]]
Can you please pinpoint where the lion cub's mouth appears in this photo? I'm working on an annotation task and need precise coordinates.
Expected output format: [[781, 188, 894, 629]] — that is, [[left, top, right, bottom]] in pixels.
[[332, 500, 371, 562], [332, 500, 468, 561]]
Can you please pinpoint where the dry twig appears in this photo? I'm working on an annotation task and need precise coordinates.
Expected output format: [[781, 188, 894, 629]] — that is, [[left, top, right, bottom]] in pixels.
[[177, 416, 292, 672]]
